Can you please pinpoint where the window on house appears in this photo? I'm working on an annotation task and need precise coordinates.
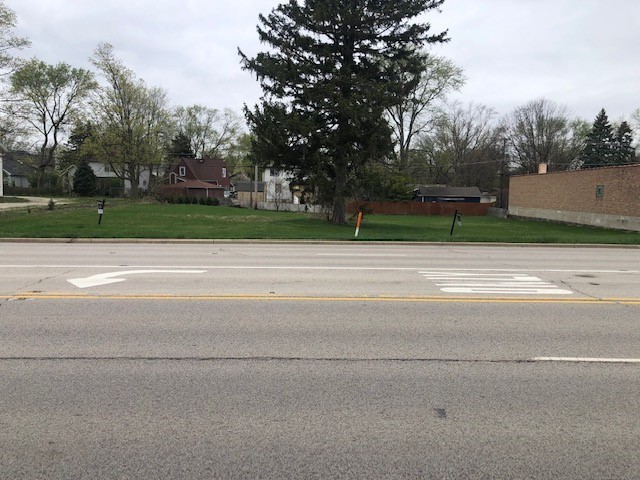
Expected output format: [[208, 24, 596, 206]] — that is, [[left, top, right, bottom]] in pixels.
[[104, 165, 111, 172], [271, 169, 279, 177], [179, 166, 186, 176], [222, 168, 227, 178], [596, 185, 605, 198]]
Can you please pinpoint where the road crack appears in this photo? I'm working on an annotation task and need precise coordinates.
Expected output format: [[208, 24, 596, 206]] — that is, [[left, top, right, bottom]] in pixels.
[[14, 268, 76, 295]]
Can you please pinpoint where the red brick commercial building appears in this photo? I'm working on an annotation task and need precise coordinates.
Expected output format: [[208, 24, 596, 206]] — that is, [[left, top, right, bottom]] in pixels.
[[508, 164, 640, 231]]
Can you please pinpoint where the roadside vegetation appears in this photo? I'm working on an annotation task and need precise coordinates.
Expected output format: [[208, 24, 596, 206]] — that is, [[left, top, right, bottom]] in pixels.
[[0, 199, 638, 244]]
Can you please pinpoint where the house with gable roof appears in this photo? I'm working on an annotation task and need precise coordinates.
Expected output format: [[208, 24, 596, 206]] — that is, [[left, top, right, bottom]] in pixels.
[[158, 156, 232, 199], [1, 151, 37, 189]]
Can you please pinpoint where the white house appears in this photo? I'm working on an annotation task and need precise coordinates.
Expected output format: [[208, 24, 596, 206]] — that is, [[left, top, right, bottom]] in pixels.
[[67, 160, 152, 196], [262, 167, 299, 205], [1, 152, 36, 189], [0, 152, 3, 197]]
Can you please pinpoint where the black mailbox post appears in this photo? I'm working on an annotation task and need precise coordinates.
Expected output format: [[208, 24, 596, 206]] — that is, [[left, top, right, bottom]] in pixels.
[[97, 199, 105, 225], [450, 209, 462, 236]]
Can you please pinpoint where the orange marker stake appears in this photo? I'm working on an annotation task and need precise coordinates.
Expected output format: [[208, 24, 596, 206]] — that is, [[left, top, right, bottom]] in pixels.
[[354, 211, 363, 237]]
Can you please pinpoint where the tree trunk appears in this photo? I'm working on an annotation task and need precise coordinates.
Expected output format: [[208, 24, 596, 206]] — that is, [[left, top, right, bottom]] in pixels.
[[330, 166, 347, 225], [128, 164, 140, 198]]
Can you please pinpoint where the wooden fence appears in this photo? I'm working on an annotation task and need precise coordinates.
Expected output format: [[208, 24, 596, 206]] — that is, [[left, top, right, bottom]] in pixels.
[[347, 200, 491, 216]]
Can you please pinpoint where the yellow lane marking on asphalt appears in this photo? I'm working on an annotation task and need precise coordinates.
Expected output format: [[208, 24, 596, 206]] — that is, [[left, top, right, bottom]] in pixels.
[[2, 293, 640, 305]]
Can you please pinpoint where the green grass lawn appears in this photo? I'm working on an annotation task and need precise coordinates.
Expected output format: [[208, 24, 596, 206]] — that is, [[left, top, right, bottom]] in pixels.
[[0, 196, 29, 203], [0, 200, 638, 244]]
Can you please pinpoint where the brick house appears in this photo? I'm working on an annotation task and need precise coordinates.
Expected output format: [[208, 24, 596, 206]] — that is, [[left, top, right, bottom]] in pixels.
[[508, 164, 640, 231], [162, 157, 231, 198]]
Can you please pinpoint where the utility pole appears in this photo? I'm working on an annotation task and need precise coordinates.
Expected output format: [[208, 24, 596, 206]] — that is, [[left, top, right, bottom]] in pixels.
[[254, 161, 259, 209], [500, 138, 508, 209]]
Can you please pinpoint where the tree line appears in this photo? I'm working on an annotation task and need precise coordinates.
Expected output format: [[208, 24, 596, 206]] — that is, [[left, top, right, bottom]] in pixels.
[[1, 2, 249, 197], [2, 1, 639, 222], [240, 1, 639, 223]]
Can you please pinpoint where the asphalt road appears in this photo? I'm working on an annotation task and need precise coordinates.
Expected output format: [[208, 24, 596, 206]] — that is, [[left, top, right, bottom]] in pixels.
[[1, 242, 639, 479]]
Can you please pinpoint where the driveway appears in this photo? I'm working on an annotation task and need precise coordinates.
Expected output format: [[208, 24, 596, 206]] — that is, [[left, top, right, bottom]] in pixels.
[[0, 196, 71, 210]]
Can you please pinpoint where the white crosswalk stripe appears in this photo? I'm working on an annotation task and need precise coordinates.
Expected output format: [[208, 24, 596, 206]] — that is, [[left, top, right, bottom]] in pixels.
[[419, 271, 573, 295]]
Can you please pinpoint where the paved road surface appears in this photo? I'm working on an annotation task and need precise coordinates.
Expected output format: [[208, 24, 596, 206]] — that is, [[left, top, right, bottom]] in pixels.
[[0, 242, 639, 479]]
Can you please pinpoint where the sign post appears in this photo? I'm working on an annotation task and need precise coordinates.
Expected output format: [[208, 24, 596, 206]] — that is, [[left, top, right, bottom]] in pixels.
[[450, 209, 462, 236], [97, 199, 105, 225]]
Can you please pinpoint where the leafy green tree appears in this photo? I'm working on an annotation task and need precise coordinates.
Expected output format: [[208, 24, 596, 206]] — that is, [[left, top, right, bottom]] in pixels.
[[240, 0, 448, 224], [90, 43, 171, 197], [173, 105, 243, 158], [7, 59, 96, 187], [0, 1, 30, 78], [224, 132, 254, 176], [72, 159, 97, 196], [581, 108, 614, 168], [357, 162, 412, 201], [59, 121, 96, 169]]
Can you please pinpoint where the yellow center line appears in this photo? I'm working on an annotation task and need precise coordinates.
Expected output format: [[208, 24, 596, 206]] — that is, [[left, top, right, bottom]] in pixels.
[[2, 293, 640, 305]]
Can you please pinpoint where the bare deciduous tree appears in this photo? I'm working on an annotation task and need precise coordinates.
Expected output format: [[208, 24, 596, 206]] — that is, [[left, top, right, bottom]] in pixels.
[[415, 101, 501, 190], [387, 54, 465, 173], [504, 98, 583, 174]]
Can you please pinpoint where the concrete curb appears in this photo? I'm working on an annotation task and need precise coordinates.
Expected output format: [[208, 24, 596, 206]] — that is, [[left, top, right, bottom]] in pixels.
[[0, 237, 638, 248]]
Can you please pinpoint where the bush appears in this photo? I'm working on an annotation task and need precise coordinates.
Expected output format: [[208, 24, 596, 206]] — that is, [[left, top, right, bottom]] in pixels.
[[176, 196, 183, 204], [198, 196, 206, 205], [205, 197, 214, 206], [191, 196, 198, 205], [212, 198, 220, 206], [72, 160, 97, 196], [47, 198, 56, 210]]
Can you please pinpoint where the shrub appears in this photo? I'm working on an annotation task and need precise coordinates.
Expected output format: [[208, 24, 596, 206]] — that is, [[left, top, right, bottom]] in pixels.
[[205, 196, 214, 206], [72, 160, 97, 196], [198, 196, 206, 205], [212, 198, 220, 206], [191, 196, 198, 204], [47, 198, 56, 210]]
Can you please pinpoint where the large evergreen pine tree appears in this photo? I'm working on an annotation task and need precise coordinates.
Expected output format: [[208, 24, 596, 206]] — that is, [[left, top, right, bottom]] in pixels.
[[168, 131, 196, 159], [612, 121, 636, 165], [73, 159, 97, 196], [581, 108, 614, 168], [240, 0, 447, 224]]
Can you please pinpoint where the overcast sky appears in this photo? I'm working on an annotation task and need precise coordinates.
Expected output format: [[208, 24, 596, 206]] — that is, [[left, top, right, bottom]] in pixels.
[[5, 0, 640, 125]]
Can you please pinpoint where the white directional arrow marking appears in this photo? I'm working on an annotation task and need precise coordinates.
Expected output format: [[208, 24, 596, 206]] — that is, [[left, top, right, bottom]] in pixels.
[[68, 270, 206, 288]]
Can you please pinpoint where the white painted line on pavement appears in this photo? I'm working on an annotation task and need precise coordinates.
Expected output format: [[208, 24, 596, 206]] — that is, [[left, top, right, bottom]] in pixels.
[[68, 270, 206, 288], [442, 288, 573, 295], [534, 357, 640, 364], [1, 265, 638, 273], [420, 271, 574, 295], [317, 254, 408, 257]]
